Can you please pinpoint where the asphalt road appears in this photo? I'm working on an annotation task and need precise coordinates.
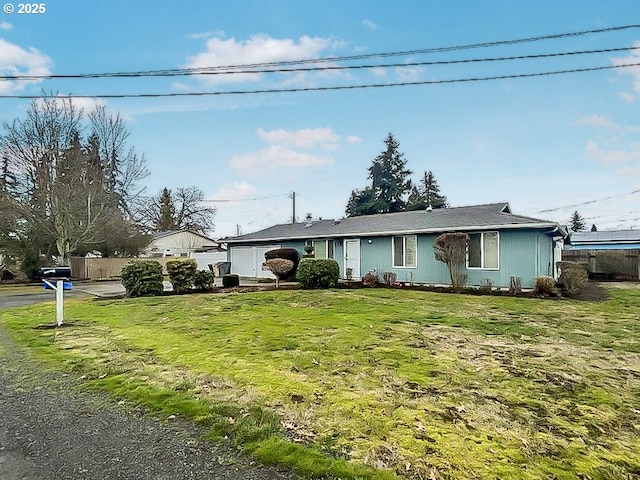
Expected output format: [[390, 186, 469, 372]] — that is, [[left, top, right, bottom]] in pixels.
[[0, 289, 299, 480]]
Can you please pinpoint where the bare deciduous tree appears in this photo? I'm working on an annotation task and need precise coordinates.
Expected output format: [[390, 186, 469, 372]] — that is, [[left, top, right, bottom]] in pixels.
[[0, 97, 149, 264], [135, 186, 216, 235]]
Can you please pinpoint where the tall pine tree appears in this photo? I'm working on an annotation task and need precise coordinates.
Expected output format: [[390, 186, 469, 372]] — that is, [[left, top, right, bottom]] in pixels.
[[569, 210, 587, 232], [157, 188, 177, 231], [406, 170, 448, 210], [346, 133, 412, 216]]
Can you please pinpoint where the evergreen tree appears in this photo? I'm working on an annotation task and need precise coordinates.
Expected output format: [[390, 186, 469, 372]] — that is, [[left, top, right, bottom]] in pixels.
[[406, 184, 423, 210], [590, 224, 597, 232], [345, 187, 379, 217], [346, 133, 412, 216], [157, 188, 177, 231], [406, 170, 448, 210], [135, 186, 215, 235], [569, 211, 587, 232]]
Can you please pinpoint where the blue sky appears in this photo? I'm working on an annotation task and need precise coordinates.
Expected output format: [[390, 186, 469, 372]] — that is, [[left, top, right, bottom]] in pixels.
[[2, 1, 640, 237]]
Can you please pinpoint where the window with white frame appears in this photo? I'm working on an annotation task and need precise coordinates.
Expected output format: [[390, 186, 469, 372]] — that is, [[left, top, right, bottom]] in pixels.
[[467, 232, 499, 269], [307, 239, 334, 259], [392, 235, 417, 268]]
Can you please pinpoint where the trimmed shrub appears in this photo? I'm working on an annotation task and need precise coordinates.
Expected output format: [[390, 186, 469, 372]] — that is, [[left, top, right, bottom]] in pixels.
[[383, 272, 397, 287], [166, 258, 198, 293], [509, 276, 522, 296], [264, 248, 300, 281], [193, 269, 215, 292], [263, 258, 294, 288], [534, 275, 557, 296], [121, 260, 164, 297], [434, 232, 469, 290], [362, 272, 378, 287], [557, 261, 588, 295], [222, 274, 240, 288], [296, 258, 340, 289]]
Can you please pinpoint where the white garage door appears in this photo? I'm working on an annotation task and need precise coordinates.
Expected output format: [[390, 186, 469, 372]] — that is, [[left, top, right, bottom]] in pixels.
[[230, 245, 280, 278]]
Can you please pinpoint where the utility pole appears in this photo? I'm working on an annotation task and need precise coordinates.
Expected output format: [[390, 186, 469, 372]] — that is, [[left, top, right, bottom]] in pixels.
[[291, 191, 296, 224]]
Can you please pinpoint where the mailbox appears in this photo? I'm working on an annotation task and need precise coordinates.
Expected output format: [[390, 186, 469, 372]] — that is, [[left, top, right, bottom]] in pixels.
[[40, 266, 72, 279]]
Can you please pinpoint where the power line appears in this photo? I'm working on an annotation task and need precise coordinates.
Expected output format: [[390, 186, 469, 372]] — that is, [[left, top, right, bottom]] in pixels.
[[200, 193, 288, 203], [3, 23, 639, 81], [1, 62, 638, 99], [3, 45, 637, 81], [536, 188, 640, 213]]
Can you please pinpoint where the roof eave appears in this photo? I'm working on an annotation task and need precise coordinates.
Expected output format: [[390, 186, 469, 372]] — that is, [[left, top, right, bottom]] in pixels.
[[223, 222, 560, 244]]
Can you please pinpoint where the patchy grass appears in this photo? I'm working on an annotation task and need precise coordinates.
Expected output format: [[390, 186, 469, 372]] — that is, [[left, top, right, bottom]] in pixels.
[[0, 283, 42, 295], [2, 286, 639, 479]]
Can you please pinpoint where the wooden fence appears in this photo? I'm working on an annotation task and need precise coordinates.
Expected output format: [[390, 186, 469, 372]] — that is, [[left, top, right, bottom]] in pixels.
[[70, 257, 177, 280], [562, 250, 640, 280]]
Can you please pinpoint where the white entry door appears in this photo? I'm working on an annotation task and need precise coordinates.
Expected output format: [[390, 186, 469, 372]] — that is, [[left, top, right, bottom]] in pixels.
[[344, 239, 361, 279]]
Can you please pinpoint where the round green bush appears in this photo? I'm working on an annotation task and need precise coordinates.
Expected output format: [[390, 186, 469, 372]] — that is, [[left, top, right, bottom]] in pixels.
[[166, 258, 198, 293], [296, 258, 340, 289], [121, 260, 164, 297], [193, 269, 215, 291]]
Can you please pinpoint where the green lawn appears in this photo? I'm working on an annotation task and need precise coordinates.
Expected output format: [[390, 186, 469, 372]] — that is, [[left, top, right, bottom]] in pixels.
[[1, 286, 639, 479]]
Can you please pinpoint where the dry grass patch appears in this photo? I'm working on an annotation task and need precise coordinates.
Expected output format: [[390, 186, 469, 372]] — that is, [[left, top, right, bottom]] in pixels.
[[1, 286, 639, 479]]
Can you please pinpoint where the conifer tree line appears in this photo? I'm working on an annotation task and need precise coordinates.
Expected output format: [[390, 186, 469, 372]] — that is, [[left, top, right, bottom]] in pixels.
[[0, 97, 214, 273], [346, 133, 448, 217]]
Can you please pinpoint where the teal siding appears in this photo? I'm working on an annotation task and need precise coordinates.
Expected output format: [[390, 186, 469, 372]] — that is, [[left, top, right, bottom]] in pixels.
[[359, 229, 555, 288], [229, 228, 555, 287]]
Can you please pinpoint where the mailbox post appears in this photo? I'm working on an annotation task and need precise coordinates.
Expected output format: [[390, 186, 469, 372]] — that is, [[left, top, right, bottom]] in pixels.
[[41, 267, 72, 327]]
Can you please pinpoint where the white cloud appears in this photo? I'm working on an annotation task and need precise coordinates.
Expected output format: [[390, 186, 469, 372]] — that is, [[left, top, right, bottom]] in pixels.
[[186, 30, 225, 40], [363, 19, 379, 30], [346, 135, 362, 144], [257, 127, 340, 149], [578, 114, 640, 133], [395, 65, 424, 82], [0, 21, 13, 30], [620, 91, 636, 103], [579, 115, 623, 130], [212, 182, 259, 200], [34, 96, 106, 115], [611, 41, 640, 92], [230, 145, 333, 173], [369, 67, 387, 77], [0, 38, 51, 94], [585, 140, 640, 165], [184, 34, 342, 85]]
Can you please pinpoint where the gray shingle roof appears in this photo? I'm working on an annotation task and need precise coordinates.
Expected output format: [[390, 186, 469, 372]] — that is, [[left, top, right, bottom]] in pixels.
[[222, 203, 562, 244]]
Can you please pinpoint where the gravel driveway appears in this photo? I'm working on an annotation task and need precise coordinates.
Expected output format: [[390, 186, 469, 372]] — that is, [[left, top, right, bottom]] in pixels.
[[0, 298, 299, 480]]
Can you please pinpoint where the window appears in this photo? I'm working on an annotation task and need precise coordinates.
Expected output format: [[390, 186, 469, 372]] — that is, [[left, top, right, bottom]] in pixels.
[[467, 232, 499, 269], [392, 235, 417, 267], [308, 239, 334, 259]]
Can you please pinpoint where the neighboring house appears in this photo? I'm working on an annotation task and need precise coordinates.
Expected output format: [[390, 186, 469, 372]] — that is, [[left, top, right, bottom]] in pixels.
[[564, 230, 640, 280], [221, 202, 567, 288], [144, 230, 222, 258]]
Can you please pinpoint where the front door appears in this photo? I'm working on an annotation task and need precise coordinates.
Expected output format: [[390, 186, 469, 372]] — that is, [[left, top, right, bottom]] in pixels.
[[344, 239, 361, 279]]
